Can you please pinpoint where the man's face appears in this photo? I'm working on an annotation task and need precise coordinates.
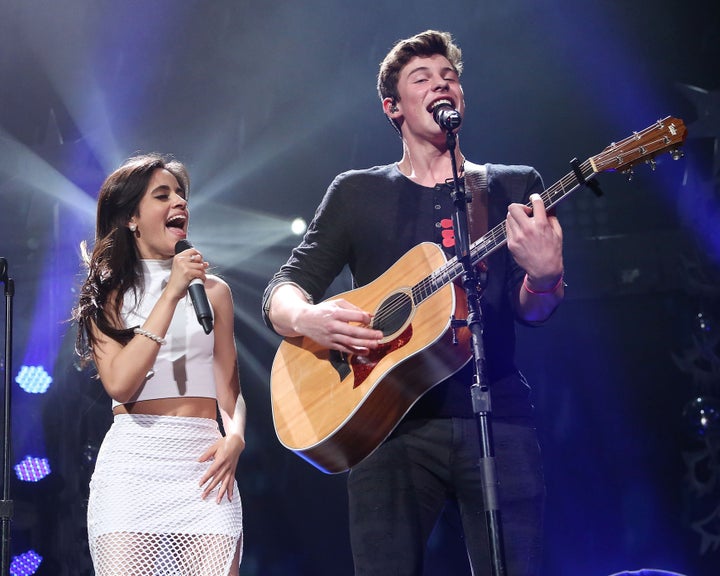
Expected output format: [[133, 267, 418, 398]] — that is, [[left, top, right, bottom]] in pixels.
[[389, 53, 465, 143]]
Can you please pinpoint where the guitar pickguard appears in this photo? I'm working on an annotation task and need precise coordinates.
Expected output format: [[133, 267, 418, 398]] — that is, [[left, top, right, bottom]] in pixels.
[[349, 324, 413, 388]]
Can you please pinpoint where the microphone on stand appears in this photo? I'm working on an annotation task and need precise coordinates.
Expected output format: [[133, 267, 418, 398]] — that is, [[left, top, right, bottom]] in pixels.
[[432, 101, 462, 132], [174, 239, 213, 334]]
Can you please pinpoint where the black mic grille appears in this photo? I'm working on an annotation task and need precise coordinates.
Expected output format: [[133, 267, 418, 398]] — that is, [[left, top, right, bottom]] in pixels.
[[432, 103, 462, 131], [175, 239, 192, 254]]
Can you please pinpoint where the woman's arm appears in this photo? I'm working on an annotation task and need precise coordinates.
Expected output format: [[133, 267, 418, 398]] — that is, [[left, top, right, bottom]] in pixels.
[[198, 276, 247, 502]]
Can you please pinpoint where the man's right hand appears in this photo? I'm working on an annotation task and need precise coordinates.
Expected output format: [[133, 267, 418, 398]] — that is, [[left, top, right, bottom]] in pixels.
[[268, 285, 383, 355]]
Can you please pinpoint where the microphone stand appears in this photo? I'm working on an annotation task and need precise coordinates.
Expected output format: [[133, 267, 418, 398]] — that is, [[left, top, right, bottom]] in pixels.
[[0, 258, 14, 576], [443, 132, 507, 576]]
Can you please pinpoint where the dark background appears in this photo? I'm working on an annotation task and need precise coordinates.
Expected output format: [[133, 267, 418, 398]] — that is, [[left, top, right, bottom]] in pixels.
[[1, 1, 719, 575]]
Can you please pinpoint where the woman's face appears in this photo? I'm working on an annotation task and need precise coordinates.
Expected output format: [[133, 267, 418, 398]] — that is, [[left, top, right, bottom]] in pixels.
[[128, 168, 189, 259]]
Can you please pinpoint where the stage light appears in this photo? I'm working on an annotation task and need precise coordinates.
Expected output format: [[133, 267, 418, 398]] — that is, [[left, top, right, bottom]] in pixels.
[[13, 456, 52, 483], [9, 549, 42, 575], [291, 217, 307, 235], [15, 365, 52, 394]]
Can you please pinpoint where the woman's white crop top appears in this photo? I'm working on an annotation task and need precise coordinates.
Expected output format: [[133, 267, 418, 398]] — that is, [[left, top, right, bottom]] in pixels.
[[112, 259, 216, 408]]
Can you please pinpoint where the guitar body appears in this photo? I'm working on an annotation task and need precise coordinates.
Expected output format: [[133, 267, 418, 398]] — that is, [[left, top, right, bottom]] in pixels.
[[270, 242, 471, 473]]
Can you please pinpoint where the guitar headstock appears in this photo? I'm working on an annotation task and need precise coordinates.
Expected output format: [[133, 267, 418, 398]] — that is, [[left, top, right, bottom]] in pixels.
[[590, 116, 687, 175]]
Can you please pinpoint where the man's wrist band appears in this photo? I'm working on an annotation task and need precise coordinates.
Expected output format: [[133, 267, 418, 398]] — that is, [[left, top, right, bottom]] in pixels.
[[523, 273, 564, 295]]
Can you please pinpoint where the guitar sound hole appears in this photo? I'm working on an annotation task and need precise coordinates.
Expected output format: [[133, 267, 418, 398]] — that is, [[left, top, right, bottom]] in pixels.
[[373, 291, 412, 337]]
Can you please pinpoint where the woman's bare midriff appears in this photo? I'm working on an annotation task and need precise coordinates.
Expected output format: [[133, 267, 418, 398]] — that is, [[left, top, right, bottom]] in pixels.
[[113, 396, 217, 419]]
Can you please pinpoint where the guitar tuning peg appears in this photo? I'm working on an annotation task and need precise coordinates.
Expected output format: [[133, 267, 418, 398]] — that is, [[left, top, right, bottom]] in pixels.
[[623, 168, 634, 182], [645, 158, 657, 171], [671, 148, 684, 161]]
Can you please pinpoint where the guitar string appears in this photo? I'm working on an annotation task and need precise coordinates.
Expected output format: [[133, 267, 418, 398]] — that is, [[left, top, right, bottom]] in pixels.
[[371, 127, 678, 328]]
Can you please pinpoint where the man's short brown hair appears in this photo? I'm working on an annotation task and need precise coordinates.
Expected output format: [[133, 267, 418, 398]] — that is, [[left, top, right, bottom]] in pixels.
[[377, 30, 463, 103]]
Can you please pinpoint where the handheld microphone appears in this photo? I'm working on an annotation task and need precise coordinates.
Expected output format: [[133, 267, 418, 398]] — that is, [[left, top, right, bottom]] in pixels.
[[174, 239, 213, 334], [432, 101, 462, 132]]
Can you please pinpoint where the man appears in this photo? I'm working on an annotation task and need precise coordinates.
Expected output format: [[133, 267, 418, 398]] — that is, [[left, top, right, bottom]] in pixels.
[[262, 30, 564, 576]]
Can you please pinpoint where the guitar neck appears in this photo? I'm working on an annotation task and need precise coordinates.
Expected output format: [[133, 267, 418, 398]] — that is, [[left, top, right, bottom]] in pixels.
[[412, 159, 596, 304]]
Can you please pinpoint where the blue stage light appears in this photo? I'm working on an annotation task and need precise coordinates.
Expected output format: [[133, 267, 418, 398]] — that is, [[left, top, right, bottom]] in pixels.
[[10, 550, 42, 576], [15, 365, 53, 394], [13, 456, 52, 483]]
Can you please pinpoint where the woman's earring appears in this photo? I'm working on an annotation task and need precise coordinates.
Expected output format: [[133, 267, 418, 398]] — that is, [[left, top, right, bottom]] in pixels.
[[129, 223, 137, 233]]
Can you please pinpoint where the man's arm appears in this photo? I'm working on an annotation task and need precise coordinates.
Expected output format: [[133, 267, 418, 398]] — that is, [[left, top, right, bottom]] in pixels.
[[266, 283, 383, 355]]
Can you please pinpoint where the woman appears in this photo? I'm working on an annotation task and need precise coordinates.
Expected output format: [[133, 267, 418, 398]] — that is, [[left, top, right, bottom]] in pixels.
[[73, 153, 246, 575]]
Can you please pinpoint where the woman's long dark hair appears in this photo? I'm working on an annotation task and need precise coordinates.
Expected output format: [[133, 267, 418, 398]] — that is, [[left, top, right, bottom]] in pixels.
[[72, 153, 189, 366]]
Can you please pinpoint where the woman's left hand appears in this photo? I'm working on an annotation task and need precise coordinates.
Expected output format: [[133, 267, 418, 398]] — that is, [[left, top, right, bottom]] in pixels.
[[198, 434, 246, 503]]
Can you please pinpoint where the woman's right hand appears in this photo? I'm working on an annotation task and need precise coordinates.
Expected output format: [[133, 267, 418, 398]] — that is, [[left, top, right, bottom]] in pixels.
[[168, 248, 208, 301]]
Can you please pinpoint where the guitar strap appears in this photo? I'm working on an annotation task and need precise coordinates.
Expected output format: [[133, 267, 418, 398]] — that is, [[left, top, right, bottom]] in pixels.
[[463, 161, 488, 243], [460, 161, 490, 284]]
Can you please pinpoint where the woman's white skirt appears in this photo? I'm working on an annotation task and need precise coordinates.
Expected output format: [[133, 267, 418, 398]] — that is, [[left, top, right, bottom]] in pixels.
[[87, 414, 243, 575]]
